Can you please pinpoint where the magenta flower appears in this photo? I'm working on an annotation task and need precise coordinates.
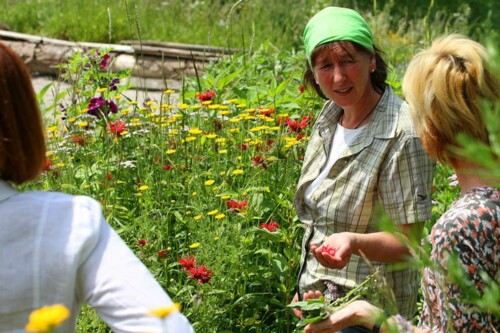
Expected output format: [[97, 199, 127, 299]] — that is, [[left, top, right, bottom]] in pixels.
[[100, 54, 111, 70]]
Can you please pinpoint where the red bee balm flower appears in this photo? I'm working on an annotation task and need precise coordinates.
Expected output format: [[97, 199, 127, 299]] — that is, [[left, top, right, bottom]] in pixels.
[[178, 255, 196, 271], [284, 116, 311, 133], [260, 220, 279, 232], [319, 244, 337, 257], [227, 199, 248, 212], [196, 90, 216, 102], [188, 265, 212, 284], [109, 120, 127, 136]]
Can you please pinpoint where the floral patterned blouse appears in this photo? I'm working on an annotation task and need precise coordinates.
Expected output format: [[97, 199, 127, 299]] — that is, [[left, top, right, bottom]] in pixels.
[[419, 186, 500, 332]]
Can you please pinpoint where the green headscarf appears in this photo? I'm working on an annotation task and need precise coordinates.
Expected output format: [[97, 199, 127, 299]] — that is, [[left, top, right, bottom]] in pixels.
[[303, 6, 374, 64]]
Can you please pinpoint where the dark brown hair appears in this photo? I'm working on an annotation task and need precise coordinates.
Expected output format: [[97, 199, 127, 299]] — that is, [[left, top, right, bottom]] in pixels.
[[0, 42, 46, 184], [302, 41, 388, 99]]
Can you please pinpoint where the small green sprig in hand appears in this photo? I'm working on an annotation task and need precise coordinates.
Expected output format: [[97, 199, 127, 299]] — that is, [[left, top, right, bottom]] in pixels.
[[288, 274, 376, 328]]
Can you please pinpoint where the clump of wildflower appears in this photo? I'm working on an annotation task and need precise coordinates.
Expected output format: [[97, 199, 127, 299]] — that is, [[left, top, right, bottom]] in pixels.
[[25, 304, 70, 332], [252, 155, 268, 169], [260, 220, 280, 232], [109, 77, 120, 91], [100, 53, 111, 70], [196, 90, 216, 102], [178, 255, 196, 271]]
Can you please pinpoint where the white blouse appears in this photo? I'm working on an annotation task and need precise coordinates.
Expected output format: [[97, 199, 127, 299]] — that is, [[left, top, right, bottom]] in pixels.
[[0, 180, 193, 333]]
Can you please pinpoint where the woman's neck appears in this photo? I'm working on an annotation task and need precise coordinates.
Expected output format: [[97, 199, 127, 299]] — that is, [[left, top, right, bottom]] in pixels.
[[452, 159, 494, 196], [341, 89, 381, 129]]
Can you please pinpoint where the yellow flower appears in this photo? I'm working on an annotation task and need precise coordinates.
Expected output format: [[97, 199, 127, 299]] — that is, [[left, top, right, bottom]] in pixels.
[[221, 195, 230, 200], [148, 303, 181, 318], [218, 149, 227, 154], [178, 103, 189, 109], [138, 185, 149, 191], [207, 209, 219, 216], [232, 169, 244, 175], [164, 89, 176, 94], [228, 98, 239, 103], [77, 121, 88, 128], [206, 133, 217, 139], [189, 242, 201, 249], [194, 215, 202, 221], [188, 128, 202, 135], [25, 304, 70, 332], [166, 149, 176, 155], [204, 179, 215, 186], [68, 117, 76, 123], [96, 87, 107, 92], [215, 213, 225, 220], [128, 101, 139, 105], [184, 136, 196, 142]]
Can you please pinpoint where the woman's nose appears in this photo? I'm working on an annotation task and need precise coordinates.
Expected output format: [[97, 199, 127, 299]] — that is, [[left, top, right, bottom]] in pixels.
[[332, 66, 346, 83]]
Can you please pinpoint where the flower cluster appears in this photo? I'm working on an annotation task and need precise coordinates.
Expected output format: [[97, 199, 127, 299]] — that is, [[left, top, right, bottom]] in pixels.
[[196, 90, 216, 102], [87, 96, 118, 118], [179, 255, 212, 284], [227, 199, 248, 213], [260, 220, 280, 232]]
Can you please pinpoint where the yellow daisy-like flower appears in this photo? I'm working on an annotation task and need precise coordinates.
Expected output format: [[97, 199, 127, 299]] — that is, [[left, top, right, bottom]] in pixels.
[[188, 128, 202, 135], [221, 195, 230, 200], [189, 242, 201, 249], [229, 118, 241, 123], [77, 121, 88, 128], [215, 213, 225, 220], [148, 303, 181, 318], [55, 163, 65, 168], [228, 128, 240, 133], [201, 100, 212, 105], [166, 149, 176, 155], [178, 103, 189, 109], [184, 136, 196, 142], [68, 117, 76, 123], [206, 134, 217, 139], [194, 215, 202, 221], [192, 191, 198, 196], [25, 304, 70, 332], [115, 95, 122, 100], [207, 209, 219, 216], [138, 185, 149, 191], [236, 103, 247, 108], [121, 109, 132, 116], [164, 89, 176, 94], [218, 150, 227, 154], [96, 87, 107, 93], [128, 101, 139, 105], [232, 169, 244, 175], [204, 179, 215, 186], [145, 100, 156, 106]]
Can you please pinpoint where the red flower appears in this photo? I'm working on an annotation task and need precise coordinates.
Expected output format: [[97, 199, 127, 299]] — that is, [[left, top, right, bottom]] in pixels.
[[71, 136, 85, 145], [136, 239, 148, 247], [43, 159, 52, 172], [319, 244, 337, 257], [260, 220, 279, 232], [298, 85, 305, 94], [239, 143, 249, 150], [227, 199, 248, 212], [196, 90, 216, 102], [109, 120, 127, 136], [157, 250, 168, 258], [284, 116, 311, 133], [178, 255, 196, 271], [259, 107, 275, 117], [252, 155, 268, 169], [104, 172, 112, 181], [188, 265, 212, 284], [162, 164, 174, 171]]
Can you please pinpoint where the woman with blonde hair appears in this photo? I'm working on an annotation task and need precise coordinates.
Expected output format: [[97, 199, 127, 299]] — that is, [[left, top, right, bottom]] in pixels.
[[302, 34, 500, 333]]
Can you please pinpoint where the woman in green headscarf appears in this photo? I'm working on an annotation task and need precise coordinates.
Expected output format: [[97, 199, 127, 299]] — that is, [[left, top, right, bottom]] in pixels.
[[292, 7, 434, 332]]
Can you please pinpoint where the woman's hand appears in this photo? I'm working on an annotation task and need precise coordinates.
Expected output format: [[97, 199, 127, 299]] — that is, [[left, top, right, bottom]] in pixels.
[[303, 300, 380, 333], [310, 233, 354, 269]]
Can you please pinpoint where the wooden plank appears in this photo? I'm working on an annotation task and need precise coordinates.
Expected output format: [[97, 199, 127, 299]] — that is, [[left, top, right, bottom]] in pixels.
[[121, 39, 238, 54]]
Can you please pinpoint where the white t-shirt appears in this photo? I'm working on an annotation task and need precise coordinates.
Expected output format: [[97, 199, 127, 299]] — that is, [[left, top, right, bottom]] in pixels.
[[0, 180, 193, 333], [304, 124, 365, 208]]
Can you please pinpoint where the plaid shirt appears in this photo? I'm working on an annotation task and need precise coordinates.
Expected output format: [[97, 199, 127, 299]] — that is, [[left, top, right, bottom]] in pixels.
[[294, 87, 434, 317]]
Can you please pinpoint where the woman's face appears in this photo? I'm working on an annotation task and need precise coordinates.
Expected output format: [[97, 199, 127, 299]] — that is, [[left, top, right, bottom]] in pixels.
[[313, 42, 376, 110]]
